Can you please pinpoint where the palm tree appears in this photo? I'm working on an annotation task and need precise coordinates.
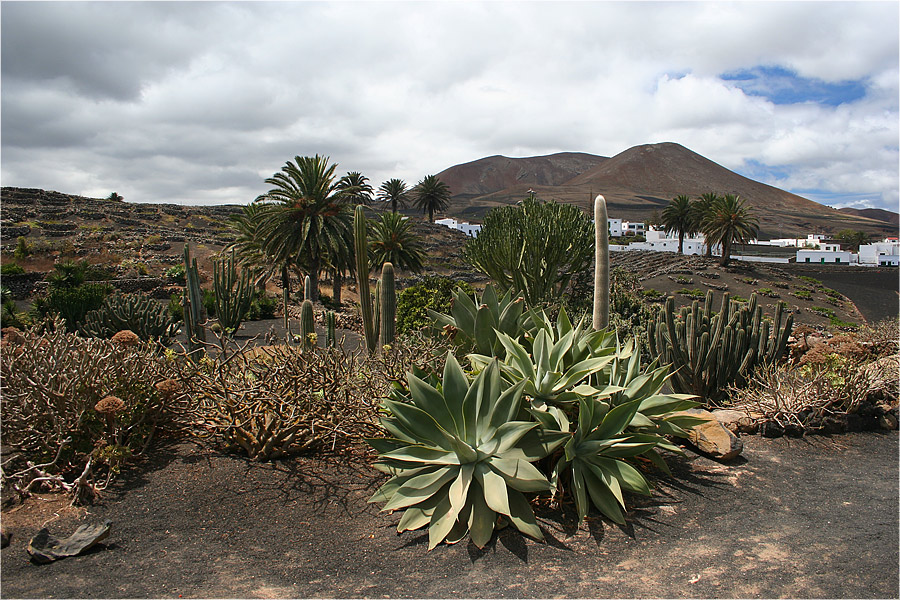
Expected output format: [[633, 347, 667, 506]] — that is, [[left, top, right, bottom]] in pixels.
[[413, 174, 451, 223], [377, 178, 409, 214], [255, 155, 353, 302], [661, 195, 696, 254], [836, 229, 871, 252], [701, 194, 759, 266], [693, 192, 720, 257], [227, 203, 286, 290], [335, 171, 374, 205], [369, 212, 425, 273]]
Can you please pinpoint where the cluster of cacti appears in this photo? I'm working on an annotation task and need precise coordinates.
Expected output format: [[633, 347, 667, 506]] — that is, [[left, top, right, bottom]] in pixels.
[[647, 291, 794, 404], [593, 194, 610, 331], [353, 206, 397, 353], [182, 244, 206, 357], [81, 294, 178, 344], [213, 249, 254, 335]]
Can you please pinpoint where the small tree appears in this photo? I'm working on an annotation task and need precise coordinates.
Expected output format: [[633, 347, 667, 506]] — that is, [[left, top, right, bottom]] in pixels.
[[463, 196, 594, 306], [661, 195, 696, 254], [701, 194, 759, 266], [369, 212, 425, 273], [836, 229, 871, 252], [377, 178, 409, 214], [413, 174, 451, 223]]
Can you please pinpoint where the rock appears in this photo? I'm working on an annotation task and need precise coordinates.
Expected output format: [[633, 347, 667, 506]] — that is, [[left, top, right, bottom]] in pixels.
[[878, 412, 899, 431], [27, 520, 112, 564], [679, 409, 744, 460], [711, 409, 758, 434]]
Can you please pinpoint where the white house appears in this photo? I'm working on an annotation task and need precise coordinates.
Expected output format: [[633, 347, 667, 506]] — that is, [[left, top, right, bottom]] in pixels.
[[796, 248, 854, 264], [434, 217, 481, 238], [631, 228, 708, 255], [608, 218, 623, 237], [858, 239, 900, 266], [622, 221, 646, 236]]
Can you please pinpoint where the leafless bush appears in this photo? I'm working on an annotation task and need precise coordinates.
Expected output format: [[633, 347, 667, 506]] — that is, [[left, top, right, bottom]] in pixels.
[[730, 355, 887, 432], [187, 332, 447, 460], [1, 317, 190, 504]]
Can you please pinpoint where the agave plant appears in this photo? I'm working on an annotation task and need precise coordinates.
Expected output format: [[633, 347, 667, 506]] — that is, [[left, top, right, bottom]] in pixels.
[[427, 284, 526, 358], [368, 353, 567, 550]]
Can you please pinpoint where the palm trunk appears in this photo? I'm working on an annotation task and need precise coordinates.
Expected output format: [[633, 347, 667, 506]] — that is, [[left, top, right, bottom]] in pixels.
[[720, 238, 732, 267], [332, 270, 342, 305], [678, 231, 684, 254], [281, 264, 291, 331], [308, 255, 320, 302]]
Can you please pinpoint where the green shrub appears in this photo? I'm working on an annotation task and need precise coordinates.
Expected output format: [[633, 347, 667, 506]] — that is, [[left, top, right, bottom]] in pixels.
[[799, 276, 822, 286], [810, 306, 836, 317], [168, 294, 184, 322], [202, 288, 216, 317], [246, 290, 278, 321], [13, 236, 31, 259], [165, 263, 186, 285], [793, 289, 813, 300], [641, 288, 663, 299], [1, 262, 25, 276], [756, 288, 779, 298], [676, 288, 705, 299], [31, 283, 112, 332], [396, 276, 473, 335]]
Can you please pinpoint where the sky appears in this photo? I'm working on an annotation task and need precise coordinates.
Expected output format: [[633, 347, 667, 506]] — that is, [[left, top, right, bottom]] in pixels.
[[2, 1, 898, 213]]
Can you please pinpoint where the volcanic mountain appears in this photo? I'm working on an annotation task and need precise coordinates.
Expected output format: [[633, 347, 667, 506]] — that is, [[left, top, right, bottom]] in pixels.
[[436, 142, 897, 240]]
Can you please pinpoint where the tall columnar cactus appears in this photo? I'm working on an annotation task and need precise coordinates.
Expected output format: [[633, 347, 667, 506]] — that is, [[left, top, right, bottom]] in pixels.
[[182, 243, 206, 356], [647, 291, 793, 404], [213, 249, 254, 335], [379, 262, 396, 346], [304, 275, 313, 302], [325, 310, 336, 348], [373, 277, 382, 348], [354, 205, 377, 353], [300, 299, 315, 348], [593, 194, 609, 331]]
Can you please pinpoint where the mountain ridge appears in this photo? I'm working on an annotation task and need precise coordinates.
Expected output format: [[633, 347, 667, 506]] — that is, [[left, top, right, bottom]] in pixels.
[[435, 142, 897, 240]]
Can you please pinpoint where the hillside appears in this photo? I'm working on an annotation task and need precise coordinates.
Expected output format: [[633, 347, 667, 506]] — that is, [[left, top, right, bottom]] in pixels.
[[838, 206, 899, 226], [437, 142, 897, 240]]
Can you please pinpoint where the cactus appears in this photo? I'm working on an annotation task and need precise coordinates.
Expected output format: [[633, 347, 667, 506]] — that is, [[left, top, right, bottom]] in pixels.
[[354, 205, 377, 353], [373, 277, 382, 348], [647, 291, 793, 404], [213, 249, 254, 335], [592, 194, 609, 331], [379, 262, 396, 346], [304, 275, 313, 302], [81, 294, 178, 344], [300, 299, 315, 348], [325, 310, 336, 347], [182, 243, 206, 357]]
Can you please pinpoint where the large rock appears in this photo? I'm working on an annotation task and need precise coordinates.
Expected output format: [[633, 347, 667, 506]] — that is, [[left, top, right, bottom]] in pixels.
[[711, 409, 759, 434], [27, 520, 112, 564], [679, 409, 744, 460]]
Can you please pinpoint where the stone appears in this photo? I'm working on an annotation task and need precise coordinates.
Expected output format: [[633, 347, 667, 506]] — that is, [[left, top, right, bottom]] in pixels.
[[27, 520, 112, 564], [678, 409, 744, 460], [711, 409, 758, 434]]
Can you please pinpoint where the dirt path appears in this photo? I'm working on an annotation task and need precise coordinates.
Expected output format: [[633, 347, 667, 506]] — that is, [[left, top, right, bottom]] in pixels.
[[1, 431, 897, 598]]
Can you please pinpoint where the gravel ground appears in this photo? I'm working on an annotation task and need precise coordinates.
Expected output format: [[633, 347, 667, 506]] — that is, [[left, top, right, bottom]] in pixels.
[[1, 431, 897, 598]]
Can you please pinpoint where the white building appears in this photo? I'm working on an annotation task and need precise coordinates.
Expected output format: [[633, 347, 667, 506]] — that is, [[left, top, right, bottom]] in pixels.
[[608, 218, 623, 237], [858, 239, 900, 266], [629, 228, 709, 255], [796, 248, 853, 264], [434, 217, 482, 238], [622, 221, 646, 236]]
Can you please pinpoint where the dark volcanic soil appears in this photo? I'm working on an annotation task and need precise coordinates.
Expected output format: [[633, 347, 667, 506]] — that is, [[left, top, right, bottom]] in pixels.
[[1, 432, 897, 598]]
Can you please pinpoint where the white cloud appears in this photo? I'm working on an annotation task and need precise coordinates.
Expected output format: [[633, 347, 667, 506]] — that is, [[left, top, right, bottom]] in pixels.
[[1, 1, 897, 212]]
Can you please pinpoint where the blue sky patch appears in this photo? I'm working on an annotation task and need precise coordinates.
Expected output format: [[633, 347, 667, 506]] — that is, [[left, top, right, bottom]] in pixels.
[[720, 65, 867, 106]]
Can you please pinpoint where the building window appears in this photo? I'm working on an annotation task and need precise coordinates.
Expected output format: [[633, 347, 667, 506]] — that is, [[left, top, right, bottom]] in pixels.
[[835, 258, 841, 263], [805, 257, 810, 262]]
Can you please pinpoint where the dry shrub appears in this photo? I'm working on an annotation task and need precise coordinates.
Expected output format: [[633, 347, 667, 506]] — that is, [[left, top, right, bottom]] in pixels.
[[731, 351, 897, 433], [187, 333, 447, 460], [0, 317, 190, 504]]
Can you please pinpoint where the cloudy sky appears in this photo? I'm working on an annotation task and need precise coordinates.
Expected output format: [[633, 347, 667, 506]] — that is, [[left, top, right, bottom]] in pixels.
[[2, 1, 898, 212]]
